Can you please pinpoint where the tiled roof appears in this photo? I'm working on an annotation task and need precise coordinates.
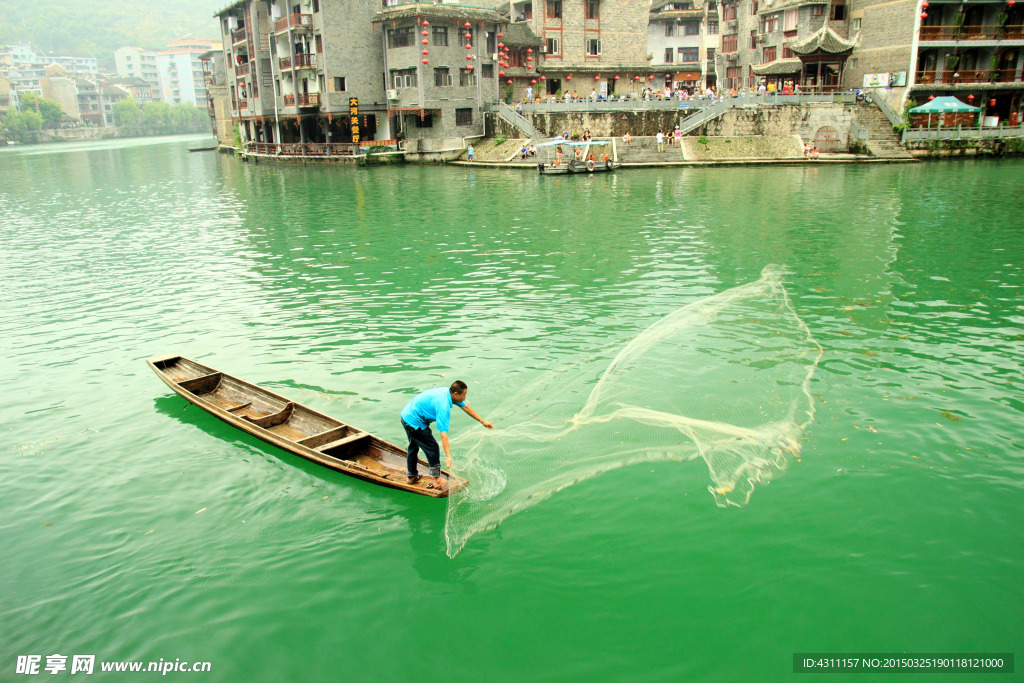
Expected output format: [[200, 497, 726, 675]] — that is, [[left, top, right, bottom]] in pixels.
[[751, 58, 802, 75], [500, 22, 544, 46], [789, 26, 857, 54], [372, 3, 506, 24]]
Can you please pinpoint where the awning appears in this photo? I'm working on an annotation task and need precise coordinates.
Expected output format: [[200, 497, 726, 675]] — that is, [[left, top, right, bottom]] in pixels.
[[908, 96, 980, 113]]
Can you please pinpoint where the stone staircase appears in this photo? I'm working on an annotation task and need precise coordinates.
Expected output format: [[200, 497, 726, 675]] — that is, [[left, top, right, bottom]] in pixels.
[[856, 102, 915, 159], [615, 136, 684, 163]]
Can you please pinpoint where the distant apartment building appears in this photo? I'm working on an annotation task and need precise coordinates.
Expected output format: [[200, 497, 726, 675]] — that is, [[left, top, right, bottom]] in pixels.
[[115, 47, 163, 98], [649, 0, 722, 92], [157, 37, 215, 105], [215, 0, 503, 154], [506, 0, 653, 97], [109, 77, 159, 104], [55, 55, 99, 75]]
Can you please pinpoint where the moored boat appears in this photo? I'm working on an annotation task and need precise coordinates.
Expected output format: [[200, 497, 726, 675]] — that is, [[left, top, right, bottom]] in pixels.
[[147, 354, 464, 497], [536, 140, 614, 174]]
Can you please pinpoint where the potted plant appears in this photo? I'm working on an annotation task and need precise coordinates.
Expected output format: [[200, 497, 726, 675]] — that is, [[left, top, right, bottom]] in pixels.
[[503, 84, 514, 104]]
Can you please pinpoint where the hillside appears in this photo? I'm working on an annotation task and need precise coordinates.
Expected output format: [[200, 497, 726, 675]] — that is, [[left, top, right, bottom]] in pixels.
[[0, 0, 223, 69]]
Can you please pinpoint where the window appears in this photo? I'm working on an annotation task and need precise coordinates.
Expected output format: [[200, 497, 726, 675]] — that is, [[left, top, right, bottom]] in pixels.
[[708, 21, 719, 34], [763, 46, 777, 62], [387, 27, 414, 48], [706, 47, 716, 60], [482, 63, 494, 78], [433, 26, 448, 46], [391, 68, 417, 88], [724, 4, 737, 20], [585, 0, 599, 19], [751, 30, 758, 48], [415, 114, 433, 127], [784, 9, 798, 30], [752, 1, 758, 14], [586, 39, 601, 56], [831, 2, 846, 20], [761, 15, 779, 32], [679, 47, 699, 62], [547, 37, 560, 55], [811, 4, 824, 16], [665, 48, 674, 63], [546, 0, 561, 18], [486, 31, 496, 53], [333, 76, 346, 91], [722, 33, 737, 52], [684, 22, 699, 35], [434, 67, 453, 87], [852, 17, 862, 30], [666, 23, 678, 37], [459, 68, 476, 86], [782, 46, 793, 58], [455, 108, 473, 126]]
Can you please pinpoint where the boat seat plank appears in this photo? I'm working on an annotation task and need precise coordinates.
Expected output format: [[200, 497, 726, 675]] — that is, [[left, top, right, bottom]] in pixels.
[[226, 402, 253, 413], [242, 402, 294, 429], [178, 372, 223, 395], [317, 432, 370, 452]]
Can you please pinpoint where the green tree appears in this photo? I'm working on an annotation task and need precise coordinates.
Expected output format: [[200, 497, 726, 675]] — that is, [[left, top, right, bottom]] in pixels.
[[3, 109, 30, 139], [112, 98, 142, 128], [141, 101, 171, 129], [22, 110, 44, 131], [20, 93, 64, 129]]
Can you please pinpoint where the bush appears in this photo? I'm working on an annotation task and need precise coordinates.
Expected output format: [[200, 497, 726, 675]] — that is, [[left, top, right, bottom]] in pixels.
[[493, 134, 507, 147]]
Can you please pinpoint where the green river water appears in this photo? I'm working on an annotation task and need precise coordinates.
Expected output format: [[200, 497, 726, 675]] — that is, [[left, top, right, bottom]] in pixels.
[[1, 134, 1022, 681]]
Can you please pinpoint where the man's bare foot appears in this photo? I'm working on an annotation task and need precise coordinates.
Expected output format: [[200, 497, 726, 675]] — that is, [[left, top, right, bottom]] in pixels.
[[427, 477, 447, 491]]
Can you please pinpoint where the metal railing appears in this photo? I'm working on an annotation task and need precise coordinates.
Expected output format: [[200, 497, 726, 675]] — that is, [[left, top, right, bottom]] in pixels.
[[902, 121, 1024, 142], [274, 13, 313, 33], [916, 69, 1022, 84], [920, 24, 1024, 41], [235, 62, 251, 78], [492, 102, 538, 138], [245, 140, 401, 157], [232, 27, 248, 45], [872, 92, 903, 129], [279, 54, 317, 70]]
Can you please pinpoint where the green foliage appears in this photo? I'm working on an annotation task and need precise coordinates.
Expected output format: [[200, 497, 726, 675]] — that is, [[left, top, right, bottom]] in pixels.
[[2, 109, 44, 140], [697, 134, 710, 148], [493, 134, 507, 147], [112, 98, 142, 128], [892, 123, 906, 135], [232, 123, 242, 148], [19, 93, 64, 128], [0, 0, 220, 69]]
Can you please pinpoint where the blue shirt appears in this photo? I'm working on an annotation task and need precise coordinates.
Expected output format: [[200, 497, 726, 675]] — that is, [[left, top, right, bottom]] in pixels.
[[401, 387, 466, 433]]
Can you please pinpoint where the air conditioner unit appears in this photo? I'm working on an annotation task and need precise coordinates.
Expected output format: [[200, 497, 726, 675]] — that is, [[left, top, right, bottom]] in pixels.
[[756, 33, 767, 42], [387, 89, 399, 100], [540, 45, 547, 53]]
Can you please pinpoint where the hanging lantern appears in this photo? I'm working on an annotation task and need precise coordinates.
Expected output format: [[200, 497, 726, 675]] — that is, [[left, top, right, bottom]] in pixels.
[[540, 76, 546, 81], [507, 79, 513, 85], [928, 95, 935, 100], [497, 32, 503, 38], [526, 55, 533, 62], [1008, 0, 1015, 6], [648, 75, 655, 80], [422, 49, 429, 55], [921, 0, 928, 6], [990, 98, 997, 106], [531, 79, 537, 84], [920, 12, 927, 18], [967, 94, 974, 101], [422, 39, 429, 44], [466, 43, 473, 49], [594, 75, 600, 81], [467, 65, 474, 70], [465, 32, 472, 39], [498, 42, 504, 49], [527, 48, 533, 53], [614, 75, 620, 81], [634, 75, 641, 81], [422, 20, 429, 26], [464, 21, 471, 28], [566, 74, 572, 80], [499, 70, 505, 76], [466, 54, 473, 60], [422, 58, 429, 64]]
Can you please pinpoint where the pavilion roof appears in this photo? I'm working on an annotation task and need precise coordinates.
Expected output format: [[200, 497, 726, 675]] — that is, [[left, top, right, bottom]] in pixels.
[[751, 58, 802, 75], [789, 26, 857, 55]]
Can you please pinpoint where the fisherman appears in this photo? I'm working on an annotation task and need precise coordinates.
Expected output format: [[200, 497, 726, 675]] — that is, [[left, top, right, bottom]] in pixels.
[[401, 381, 493, 489]]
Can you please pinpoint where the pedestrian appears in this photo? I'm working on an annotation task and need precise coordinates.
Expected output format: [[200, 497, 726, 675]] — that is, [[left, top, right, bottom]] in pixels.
[[401, 381, 494, 489], [674, 126, 682, 146], [656, 130, 665, 153], [467, 144, 474, 161], [622, 131, 632, 144]]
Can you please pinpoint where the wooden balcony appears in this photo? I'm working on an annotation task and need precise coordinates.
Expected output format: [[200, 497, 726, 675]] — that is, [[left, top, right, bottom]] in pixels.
[[920, 24, 1024, 41], [297, 92, 319, 107], [916, 68, 1022, 84], [279, 53, 317, 70], [245, 140, 400, 157], [232, 27, 248, 44], [274, 13, 313, 33], [238, 99, 250, 111], [235, 62, 251, 78], [283, 93, 295, 106]]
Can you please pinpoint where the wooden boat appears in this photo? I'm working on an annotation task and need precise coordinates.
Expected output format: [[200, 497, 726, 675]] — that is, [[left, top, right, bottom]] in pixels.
[[537, 159, 614, 174], [147, 354, 465, 497]]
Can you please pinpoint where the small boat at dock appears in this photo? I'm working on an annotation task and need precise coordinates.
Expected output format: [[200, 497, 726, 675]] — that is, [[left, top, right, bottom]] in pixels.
[[536, 140, 614, 174], [147, 354, 464, 497]]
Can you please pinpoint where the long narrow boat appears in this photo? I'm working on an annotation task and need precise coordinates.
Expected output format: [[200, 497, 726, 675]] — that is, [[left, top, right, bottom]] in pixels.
[[147, 355, 464, 497]]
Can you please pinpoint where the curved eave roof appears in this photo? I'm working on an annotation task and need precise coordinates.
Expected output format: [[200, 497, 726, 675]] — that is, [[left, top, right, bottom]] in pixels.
[[751, 58, 802, 75], [789, 26, 857, 55], [372, 3, 506, 24], [500, 22, 544, 46]]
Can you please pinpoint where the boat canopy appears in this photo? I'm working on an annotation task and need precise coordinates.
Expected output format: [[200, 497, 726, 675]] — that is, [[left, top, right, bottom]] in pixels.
[[536, 140, 612, 147]]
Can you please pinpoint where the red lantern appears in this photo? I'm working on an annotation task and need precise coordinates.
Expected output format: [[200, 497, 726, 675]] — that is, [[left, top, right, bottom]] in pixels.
[[921, 0, 928, 6], [466, 44, 473, 49], [990, 98, 997, 106], [928, 95, 935, 100], [465, 21, 471, 28], [968, 94, 974, 101], [422, 20, 429, 26], [422, 30, 429, 36], [466, 54, 473, 60], [507, 79, 513, 85], [526, 56, 533, 62], [497, 32, 503, 38], [1008, 0, 1015, 6], [422, 39, 429, 44], [566, 74, 572, 80], [422, 49, 429, 55], [465, 32, 472, 39], [920, 12, 927, 18], [634, 75, 641, 80], [498, 42, 504, 49], [594, 75, 600, 81], [422, 59, 429, 64], [467, 65, 474, 70], [531, 79, 537, 84], [648, 75, 655, 80], [499, 70, 505, 76], [614, 75, 620, 81], [527, 65, 532, 70], [540, 76, 546, 81]]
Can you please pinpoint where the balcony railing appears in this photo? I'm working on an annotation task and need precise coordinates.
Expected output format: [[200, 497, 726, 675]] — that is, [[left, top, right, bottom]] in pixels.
[[283, 94, 295, 106], [920, 24, 1024, 41], [245, 140, 400, 157], [916, 69, 1022, 84], [238, 99, 250, 111], [235, 62, 251, 78], [232, 27, 248, 44], [279, 53, 317, 70], [297, 92, 320, 106], [274, 13, 313, 33]]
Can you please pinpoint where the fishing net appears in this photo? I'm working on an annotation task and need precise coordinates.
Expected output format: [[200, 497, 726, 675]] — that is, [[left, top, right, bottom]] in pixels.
[[445, 266, 823, 557]]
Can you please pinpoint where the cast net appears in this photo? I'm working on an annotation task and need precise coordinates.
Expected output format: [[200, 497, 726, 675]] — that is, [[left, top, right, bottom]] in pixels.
[[445, 266, 823, 557]]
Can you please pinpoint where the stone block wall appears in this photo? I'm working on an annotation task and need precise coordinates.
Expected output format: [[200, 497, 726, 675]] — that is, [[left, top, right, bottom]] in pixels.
[[701, 103, 857, 147]]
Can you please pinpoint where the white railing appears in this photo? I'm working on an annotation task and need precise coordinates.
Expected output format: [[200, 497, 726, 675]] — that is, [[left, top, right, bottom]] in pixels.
[[902, 122, 1024, 142]]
